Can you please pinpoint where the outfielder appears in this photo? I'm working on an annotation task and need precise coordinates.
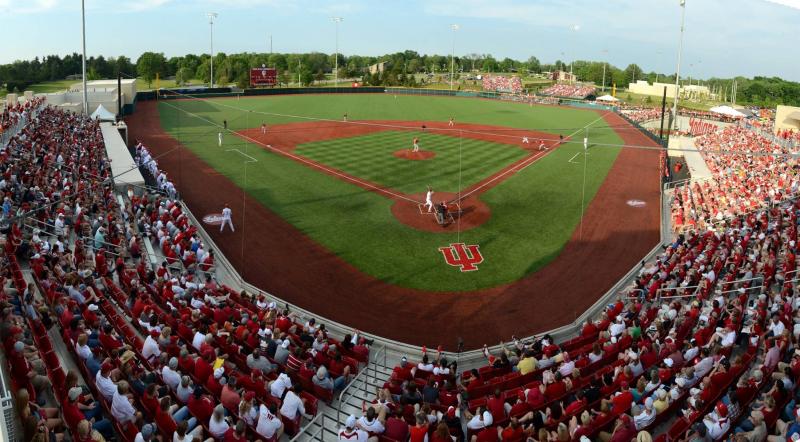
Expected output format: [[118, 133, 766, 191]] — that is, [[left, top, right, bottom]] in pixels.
[[412, 137, 420, 153], [218, 132, 223, 147], [424, 187, 434, 213], [220, 204, 234, 232]]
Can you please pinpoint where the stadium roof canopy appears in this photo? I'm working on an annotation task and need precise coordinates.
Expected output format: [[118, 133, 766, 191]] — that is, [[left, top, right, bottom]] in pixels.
[[596, 94, 619, 102], [709, 105, 746, 118], [90, 104, 116, 121]]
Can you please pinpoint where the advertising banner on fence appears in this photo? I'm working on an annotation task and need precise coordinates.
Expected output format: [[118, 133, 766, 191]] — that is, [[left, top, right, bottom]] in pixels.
[[250, 67, 277, 87]]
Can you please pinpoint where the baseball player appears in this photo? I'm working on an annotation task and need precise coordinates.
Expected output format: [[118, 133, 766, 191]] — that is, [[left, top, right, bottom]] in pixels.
[[218, 132, 223, 147], [412, 137, 420, 153], [220, 204, 234, 232], [448, 117, 454, 127], [261, 123, 267, 134], [522, 136, 530, 144], [538, 141, 547, 151], [583, 136, 589, 152], [424, 187, 434, 213]]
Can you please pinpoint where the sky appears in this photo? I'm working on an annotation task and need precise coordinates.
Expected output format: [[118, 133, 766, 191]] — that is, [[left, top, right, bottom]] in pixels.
[[1, 0, 799, 81]]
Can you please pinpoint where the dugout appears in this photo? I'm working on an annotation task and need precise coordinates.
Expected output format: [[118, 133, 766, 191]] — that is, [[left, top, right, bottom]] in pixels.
[[100, 122, 146, 194]]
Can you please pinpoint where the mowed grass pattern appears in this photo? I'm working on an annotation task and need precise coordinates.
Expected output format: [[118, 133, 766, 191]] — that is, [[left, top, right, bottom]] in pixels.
[[158, 94, 626, 291], [294, 131, 528, 194]]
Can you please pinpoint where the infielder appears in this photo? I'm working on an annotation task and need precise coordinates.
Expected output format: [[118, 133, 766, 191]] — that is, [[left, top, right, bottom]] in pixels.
[[448, 117, 454, 127], [522, 136, 530, 144], [538, 141, 547, 151], [261, 123, 267, 134], [424, 187, 434, 213], [218, 132, 223, 147], [412, 137, 420, 153], [220, 204, 234, 232]]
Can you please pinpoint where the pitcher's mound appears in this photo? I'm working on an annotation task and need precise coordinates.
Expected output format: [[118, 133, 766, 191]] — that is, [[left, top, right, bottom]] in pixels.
[[391, 192, 491, 232], [393, 150, 436, 160]]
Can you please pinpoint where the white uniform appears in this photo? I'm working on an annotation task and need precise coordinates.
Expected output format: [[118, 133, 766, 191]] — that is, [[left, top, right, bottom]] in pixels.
[[218, 132, 223, 147], [522, 136, 529, 144], [425, 190, 434, 213], [221, 207, 234, 232], [583, 137, 588, 151], [413, 142, 419, 152]]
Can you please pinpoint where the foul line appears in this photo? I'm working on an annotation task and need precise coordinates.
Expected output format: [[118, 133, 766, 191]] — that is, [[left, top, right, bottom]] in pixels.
[[458, 113, 608, 201], [567, 152, 582, 164], [225, 149, 258, 163], [160, 100, 419, 205]]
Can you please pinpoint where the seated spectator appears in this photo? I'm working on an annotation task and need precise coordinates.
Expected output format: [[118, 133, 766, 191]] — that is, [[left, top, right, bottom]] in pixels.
[[256, 402, 284, 440]]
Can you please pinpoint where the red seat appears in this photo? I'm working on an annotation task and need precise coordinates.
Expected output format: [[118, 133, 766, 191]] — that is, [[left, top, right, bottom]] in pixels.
[[312, 384, 334, 403], [281, 414, 301, 436]]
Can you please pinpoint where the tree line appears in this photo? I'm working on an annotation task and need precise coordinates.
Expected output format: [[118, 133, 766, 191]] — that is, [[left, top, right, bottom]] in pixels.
[[1, 51, 798, 106]]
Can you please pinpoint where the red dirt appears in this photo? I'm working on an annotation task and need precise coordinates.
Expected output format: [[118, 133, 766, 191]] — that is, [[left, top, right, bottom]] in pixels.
[[126, 102, 661, 350], [391, 192, 491, 232], [393, 150, 436, 160]]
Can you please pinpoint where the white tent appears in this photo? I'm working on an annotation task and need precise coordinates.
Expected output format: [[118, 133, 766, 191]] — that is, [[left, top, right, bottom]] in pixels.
[[90, 104, 116, 121], [596, 94, 620, 102], [709, 105, 746, 118]]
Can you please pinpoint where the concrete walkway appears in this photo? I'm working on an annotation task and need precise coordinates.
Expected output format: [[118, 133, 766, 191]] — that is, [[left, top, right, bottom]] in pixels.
[[669, 136, 713, 181]]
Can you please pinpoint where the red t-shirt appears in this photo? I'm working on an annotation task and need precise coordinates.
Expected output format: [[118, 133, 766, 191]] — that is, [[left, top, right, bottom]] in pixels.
[[501, 426, 524, 441], [409, 425, 429, 442], [487, 396, 506, 420], [62, 400, 85, 431], [223, 429, 247, 442], [188, 395, 214, 422], [384, 417, 409, 441], [155, 407, 177, 434]]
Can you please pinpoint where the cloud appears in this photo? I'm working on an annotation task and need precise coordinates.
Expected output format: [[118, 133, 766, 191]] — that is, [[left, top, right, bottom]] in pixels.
[[0, 0, 59, 14], [762, 0, 800, 9]]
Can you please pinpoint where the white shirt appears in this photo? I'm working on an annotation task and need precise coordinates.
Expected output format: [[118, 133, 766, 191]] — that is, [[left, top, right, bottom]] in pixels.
[[338, 428, 369, 442], [256, 405, 282, 438], [425, 191, 432, 202], [173, 434, 193, 442], [683, 346, 699, 361], [76, 343, 93, 361], [96, 372, 117, 401], [417, 362, 434, 372], [703, 414, 730, 439], [634, 409, 656, 430], [609, 322, 625, 337], [433, 366, 450, 376], [270, 376, 291, 398], [467, 415, 487, 430], [357, 416, 384, 434], [162, 366, 181, 391], [142, 336, 161, 361], [111, 391, 137, 423], [209, 416, 230, 438], [558, 361, 575, 377], [222, 207, 232, 220], [280, 390, 306, 420], [769, 320, 786, 336], [720, 330, 737, 347]]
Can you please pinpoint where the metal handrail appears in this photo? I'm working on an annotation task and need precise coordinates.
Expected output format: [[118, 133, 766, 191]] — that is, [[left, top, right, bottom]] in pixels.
[[337, 358, 371, 427], [369, 344, 387, 400], [290, 413, 326, 442]]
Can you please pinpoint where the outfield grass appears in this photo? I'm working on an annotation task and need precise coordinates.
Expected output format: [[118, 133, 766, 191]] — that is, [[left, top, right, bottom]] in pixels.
[[295, 131, 528, 194], [158, 94, 623, 291]]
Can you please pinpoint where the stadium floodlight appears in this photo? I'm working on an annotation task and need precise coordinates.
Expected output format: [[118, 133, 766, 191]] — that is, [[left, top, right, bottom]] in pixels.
[[81, 0, 88, 114], [450, 24, 459, 91], [332, 17, 344, 88], [671, 0, 686, 131], [601, 49, 608, 92], [207, 12, 218, 88]]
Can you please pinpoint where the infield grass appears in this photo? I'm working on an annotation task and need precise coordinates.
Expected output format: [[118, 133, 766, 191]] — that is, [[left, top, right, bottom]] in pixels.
[[158, 94, 625, 291]]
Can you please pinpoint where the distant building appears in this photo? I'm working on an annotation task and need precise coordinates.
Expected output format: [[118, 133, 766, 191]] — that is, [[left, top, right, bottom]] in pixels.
[[550, 70, 576, 83], [775, 105, 800, 133], [628, 80, 713, 100], [368, 62, 389, 75]]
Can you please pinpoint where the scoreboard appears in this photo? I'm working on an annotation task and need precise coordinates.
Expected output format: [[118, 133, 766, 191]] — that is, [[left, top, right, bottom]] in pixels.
[[250, 66, 277, 87]]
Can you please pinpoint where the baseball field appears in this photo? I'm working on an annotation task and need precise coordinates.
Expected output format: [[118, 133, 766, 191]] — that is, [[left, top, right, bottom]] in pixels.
[[128, 93, 661, 347]]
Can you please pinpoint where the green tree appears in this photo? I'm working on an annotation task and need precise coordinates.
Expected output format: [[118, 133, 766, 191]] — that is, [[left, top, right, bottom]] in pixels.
[[175, 67, 193, 86], [136, 52, 167, 87]]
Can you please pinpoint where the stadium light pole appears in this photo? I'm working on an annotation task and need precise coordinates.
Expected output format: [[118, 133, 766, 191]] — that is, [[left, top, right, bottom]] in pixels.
[[450, 24, 459, 90], [671, 0, 686, 131], [332, 17, 343, 87], [81, 0, 88, 114], [601, 49, 608, 92], [207, 12, 218, 88]]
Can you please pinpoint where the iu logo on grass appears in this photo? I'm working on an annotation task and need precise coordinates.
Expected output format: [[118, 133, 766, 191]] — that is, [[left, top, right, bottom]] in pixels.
[[439, 243, 484, 272]]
